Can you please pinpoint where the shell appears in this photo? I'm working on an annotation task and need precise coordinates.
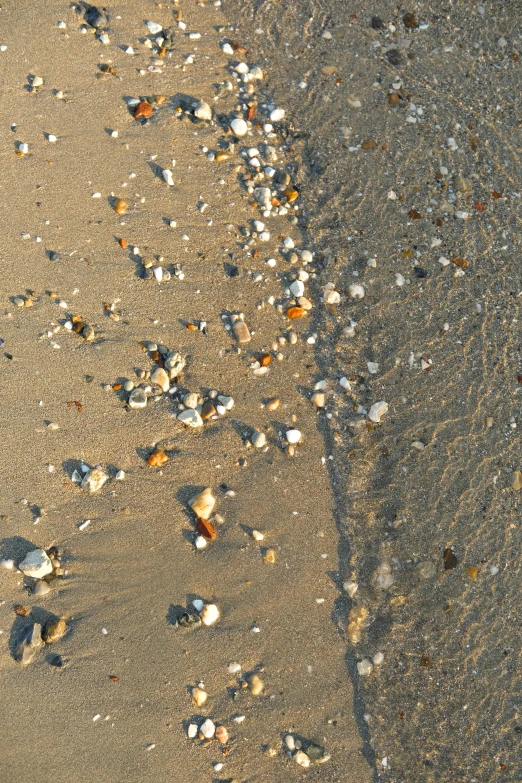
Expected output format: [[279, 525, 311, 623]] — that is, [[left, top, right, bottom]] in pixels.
[[286, 306, 307, 320], [134, 101, 153, 119], [215, 725, 229, 744], [148, 450, 168, 467], [114, 199, 127, 215], [196, 518, 216, 540]]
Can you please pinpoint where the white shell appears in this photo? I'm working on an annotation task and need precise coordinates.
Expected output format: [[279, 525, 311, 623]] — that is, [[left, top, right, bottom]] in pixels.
[[81, 466, 109, 493], [349, 283, 365, 299], [162, 169, 174, 186], [368, 401, 388, 423], [200, 603, 220, 626]]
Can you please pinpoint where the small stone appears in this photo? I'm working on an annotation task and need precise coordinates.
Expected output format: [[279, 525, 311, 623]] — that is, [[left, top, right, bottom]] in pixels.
[[285, 735, 296, 751], [251, 431, 266, 448], [190, 488, 216, 520], [192, 687, 208, 707], [128, 388, 147, 409], [151, 367, 169, 392], [264, 548, 276, 564], [270, 108, 285, 122], [162, 169, 174, 186], [183, 392, 199, 409], [81, 466, 109, 493], [373, 651, 385, 665], [114, 199, 127, 215], [357, 658, 373, 676], [454, 175, 471, 192], [230, 118, 248, 136], [134, 100, 153, 119], [195, 535, 207, 549], [165, 351, 185, 378], [85, 5, 108, 28], [201, 401, 216, 419], [42, 617, 67, 644], [148, 450, 168, 467], [187, 723, 198, 739], [146, 20, 163, 34], [232, 320, 251, 343], [178, 408, 203, 427], [124, 380, 135, 392], [15, 623, 43, 665], [368, 401, 388, 423], [294, 751, 311, 768], [349, 283, 365, 299], [312, 392, 326, 407], [32, 580, 51, 597], [200, 603, 220, 626], [513, 470, 522, 491], [217, 395, 234, 410], [200, 718, 215, 739], [215, 725, 229, 744], [249, 674, 264, 695], [290, 280, 305, 297], [286, 429, 301, 444], [193, 100, 212, 121], [19, 549, 53, 579], [266, 398, 280, 411]]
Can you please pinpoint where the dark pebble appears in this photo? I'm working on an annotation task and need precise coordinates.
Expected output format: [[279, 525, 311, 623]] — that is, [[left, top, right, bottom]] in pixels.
[[371, 16, 385, 30], [387, 49, 403, 66]]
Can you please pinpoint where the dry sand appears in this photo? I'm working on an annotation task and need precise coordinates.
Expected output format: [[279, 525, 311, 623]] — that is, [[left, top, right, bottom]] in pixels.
[[0, 2, 371, 782]]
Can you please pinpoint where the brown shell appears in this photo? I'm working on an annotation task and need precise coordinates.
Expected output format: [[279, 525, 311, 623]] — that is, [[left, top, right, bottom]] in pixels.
[[196, 518, 216, 540], [114, 199, 127, 215], [148, 450, 169, 467], [259, 353, 271, 367], [286, 306, 307, 320], [134, 101, 153, 119]]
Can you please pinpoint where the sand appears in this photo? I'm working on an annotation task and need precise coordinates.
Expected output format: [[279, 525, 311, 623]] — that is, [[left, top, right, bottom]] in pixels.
[[0, 2, 371, 782]]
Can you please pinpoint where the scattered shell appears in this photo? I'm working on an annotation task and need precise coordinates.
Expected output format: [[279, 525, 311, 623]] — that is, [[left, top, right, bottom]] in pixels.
[[286, 306, 307, 319], [368, 401, 388, 423], [249, 674, 264, 695], [192, 687, 208, 707], [81, 466, 109, 493], [148, 450, 169, 467], [134, 101, 153, 119], [190, 488, 216, 520]]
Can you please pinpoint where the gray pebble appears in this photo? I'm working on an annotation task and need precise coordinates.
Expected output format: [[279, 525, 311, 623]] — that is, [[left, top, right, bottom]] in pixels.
[[32, 580, 51, 596]]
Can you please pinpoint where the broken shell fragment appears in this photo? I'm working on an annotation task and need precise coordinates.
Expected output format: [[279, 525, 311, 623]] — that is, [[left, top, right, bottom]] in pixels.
[[81, 466, 109, 493], [191, 687, 208, 707], [286, 306, 307, 320], [249, 674, 264, 695], [134, 100, 153, 119], [190, 488, 216, 520], [148, 449, 169, 467], [196, 518, 217, 540], [368, 401, 389, 423], [200, 603, 220, 626]]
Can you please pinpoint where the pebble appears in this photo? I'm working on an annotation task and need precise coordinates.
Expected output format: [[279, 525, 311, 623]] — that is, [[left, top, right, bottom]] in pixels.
[[266, 398, 280, 411], [178, 408, 203, 427], [230, 118, 248, 137], [18, 549, 53, 579], [312, 392, 326, 408], [42, 617, 67, 644], [183, 392, 199, 409], [512, 470, 522, 491], [192, 687, 208, 707], [217, 395, 235, 410], [149, 367, 168, 393], [32, 580, 51, 596], [215, 725, 229, 744], [294, 751, 311, 768], [270, 108, 285, 122], [200, 603, 220, 626], [201, 401, 216, 419], [290, 280, 305, 297], [190, 488, 216, 520], [123, 380, 135, 392], [286, 429, 301, 444], [199, 718, 215, 739], [114, 199, 127, 215], [194, 100, 212, 121], [357, 658, 373, 676], [162, 169, 174, 187], [249, 674, 264, 695], [368, 401, 388, 423], [232, 319, 251, 343], [349, 283, 365, 299], [81, 466, 109, 493], [285, 735, 296, 751], [187, 723, 198, 739], [251, 431, 266, 448], [128, 388, 147, 409]]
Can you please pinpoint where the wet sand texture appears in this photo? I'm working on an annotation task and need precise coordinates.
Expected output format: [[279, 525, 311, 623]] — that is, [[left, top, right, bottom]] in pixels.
[[227, 0, 522, 780], [0, 2, 371, 782]]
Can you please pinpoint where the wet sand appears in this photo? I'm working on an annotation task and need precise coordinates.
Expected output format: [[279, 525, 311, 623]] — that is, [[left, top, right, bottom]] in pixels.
[[0, 2, 371, 782], [227, 0, 522, 780]]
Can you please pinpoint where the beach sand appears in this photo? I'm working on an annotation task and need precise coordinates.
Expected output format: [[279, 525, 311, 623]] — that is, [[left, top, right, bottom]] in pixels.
[[0, 2, 371, 781]]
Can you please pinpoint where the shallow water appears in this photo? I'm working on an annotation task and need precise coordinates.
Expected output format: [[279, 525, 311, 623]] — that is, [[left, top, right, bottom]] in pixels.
[[227, 0, 522, 779]]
